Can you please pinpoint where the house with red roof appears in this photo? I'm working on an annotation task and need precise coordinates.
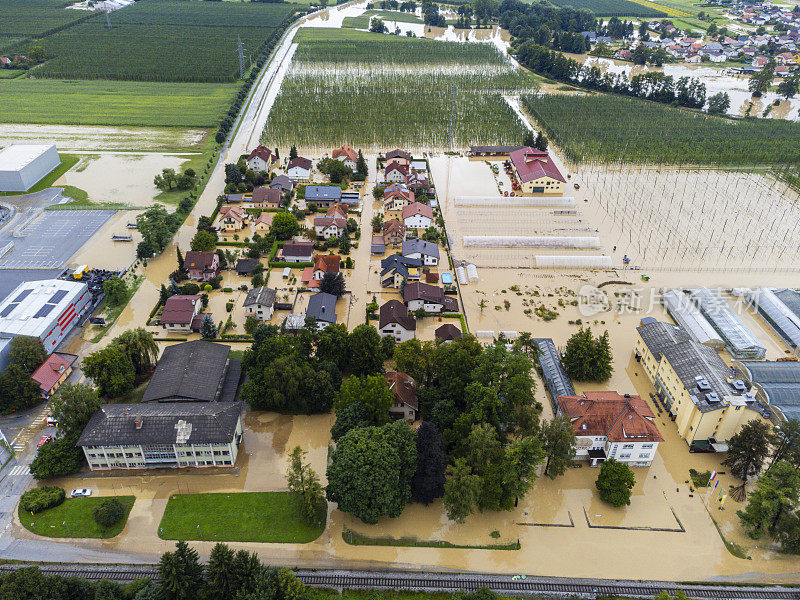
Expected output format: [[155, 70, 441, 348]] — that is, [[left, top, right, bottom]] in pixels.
[[31, 352, 77, 399], [160, 295, 208, 333], [508, 147, 566, 195], [384, 162, 409, 183], [402, 202, 434, 231], [216, 205, 249, 232], [252, 212, 274, 234], [385, 371, 418, 421], [313, 254, 341, 280], [184, 251, 220, 281], [383, 183, 415, 214], [557, 391, 663, 467], [385, 149, 412, 168], [246, 145, 276, 173], [287, 157, 313, 180], [332, 145, 358, 170]]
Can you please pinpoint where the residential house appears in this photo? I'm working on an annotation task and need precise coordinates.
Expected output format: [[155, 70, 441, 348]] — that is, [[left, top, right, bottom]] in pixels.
[[280, 241, 314, 263], [379, 299, 416, 343], [557, 391, 663, 467], [307, 292, 337, 326], [385, 149, 412, 168], [31, 352, 77, 399], [313, 254, 340, 280], [216, 206, 249, 232], [160, 295, 206, 332], [382, 219, 406, 248], [385, 162, 409, 183], [403, 282, 455, 313], [380, 253, 421, 288], [235, 258, 260, 276], [305, 185, 341, 209], [252, 212, 273, 234], [332, 144, 358, 170], [184, 251, 220, 281], [287, 157, 313, 180], [435, 323, 462, 342], [402, 238, 439, 266], [402, 202, 434, 231], [385, 371, 418, 421], [509, 147, 566, 195], [371, 235, 386, 255], [246, 145, 275, 173], [270, 174, 295, 193], [250, 187, 283, 209], [383, 183, 414, 216], [244, 286, 277, 322], [314, 204, 348, 239], [405, 171, 429, 191], [77, 402, 243, 470]]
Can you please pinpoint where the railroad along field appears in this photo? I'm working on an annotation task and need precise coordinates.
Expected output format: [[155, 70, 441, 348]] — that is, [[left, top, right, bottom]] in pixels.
[[264, 29, 535, 149]]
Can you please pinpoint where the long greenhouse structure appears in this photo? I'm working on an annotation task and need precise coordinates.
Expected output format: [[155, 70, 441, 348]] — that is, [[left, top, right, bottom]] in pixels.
[[662, 289, 724, 349], [534, 337, 575, 413], [690, 287, 766, 360], [744, 288, 800, 353]]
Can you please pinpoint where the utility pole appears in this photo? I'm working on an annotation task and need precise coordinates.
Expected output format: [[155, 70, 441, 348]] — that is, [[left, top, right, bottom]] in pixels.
[[104, 7, 111, 27], [237, 35, 246, 79]]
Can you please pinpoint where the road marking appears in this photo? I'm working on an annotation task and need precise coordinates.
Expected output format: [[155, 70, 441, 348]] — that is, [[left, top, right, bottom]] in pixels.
[[8, 465, 28, 477]]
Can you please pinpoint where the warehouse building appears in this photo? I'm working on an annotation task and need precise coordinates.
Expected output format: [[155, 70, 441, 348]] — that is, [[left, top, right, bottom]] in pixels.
[[0, 144, 61, 192], [0, 279, 90, 361]]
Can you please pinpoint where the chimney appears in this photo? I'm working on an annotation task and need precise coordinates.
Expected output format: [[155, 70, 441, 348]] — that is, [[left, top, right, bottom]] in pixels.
[[135, 417, 144, 429]]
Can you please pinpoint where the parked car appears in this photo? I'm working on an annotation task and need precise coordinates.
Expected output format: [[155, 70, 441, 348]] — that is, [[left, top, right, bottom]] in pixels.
[[71, 489, 92, 498], [37, 435, 52, 447], [45, 416, 58, 427]]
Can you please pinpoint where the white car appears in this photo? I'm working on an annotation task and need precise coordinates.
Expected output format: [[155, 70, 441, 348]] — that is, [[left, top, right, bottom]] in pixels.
[[70, 489, 92, 498]]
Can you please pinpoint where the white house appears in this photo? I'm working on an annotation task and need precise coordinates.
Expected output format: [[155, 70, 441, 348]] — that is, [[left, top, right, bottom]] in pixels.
[[402, 238, 439, 266], [385, 162, 408, 183], [287, 157, 312, 180], [379, 299, 416, 343], [402, 202, 434, 230], [243, 286, 276, 322], [403, 282, 452, 314], [246, 145, 275, 173], [557, 391, 663, 467], [332, 144, 358, 170]]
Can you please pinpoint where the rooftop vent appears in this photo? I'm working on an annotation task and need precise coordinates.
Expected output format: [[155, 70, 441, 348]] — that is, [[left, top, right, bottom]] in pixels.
[[135, 417, 144, 430], [705, 392, 720, 403], [731, 379, 747, 392]]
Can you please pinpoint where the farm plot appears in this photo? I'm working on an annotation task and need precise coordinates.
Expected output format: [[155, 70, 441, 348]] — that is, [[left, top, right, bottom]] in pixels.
[[544, 0, 666, 17], [32, 0, 298, 82], [342, 10, 424, 29], [265, 30, 535, 149], [0, 0, 97, 38], [523, 93, 800, 166]]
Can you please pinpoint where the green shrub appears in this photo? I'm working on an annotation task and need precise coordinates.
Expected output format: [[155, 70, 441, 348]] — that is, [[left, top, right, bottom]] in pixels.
[[20, 486, 65, 514], [93, 498, 125, 528]]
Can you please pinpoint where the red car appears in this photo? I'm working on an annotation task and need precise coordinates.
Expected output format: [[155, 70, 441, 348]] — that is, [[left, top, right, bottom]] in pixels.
[[37, 435, 52, 448]]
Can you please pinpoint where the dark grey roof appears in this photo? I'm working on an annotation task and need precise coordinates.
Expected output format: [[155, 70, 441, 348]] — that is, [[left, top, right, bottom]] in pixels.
[[534, 338, 575, 403], [379, 299, 416, 331], [236, 258, 260, 275], [738, 361, 800, 421], [77, 402, 242, 447], [380, 253, 421, 278], [307, 292, 337, 323], [219, 359, 242, 403], [142, 341, 230, 403], [270, 174, 296, 191], [402, 238, 439, 259], [775, 289, 800, 321], [469, 146, 523, 154], [244, 286, 276, 308], [306, 186, 341, 201]]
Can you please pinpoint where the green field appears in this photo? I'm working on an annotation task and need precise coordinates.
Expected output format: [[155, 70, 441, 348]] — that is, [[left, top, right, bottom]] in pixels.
[[18, 495, 135, 539], [30, 1, 298, 82], [523, 93, 800, 165], [0, 0, 97, 38], [342, 10, 424, 29], [158, 492, 326, 543], [0, 79, 237, 127], [544, 0, 666, 17]]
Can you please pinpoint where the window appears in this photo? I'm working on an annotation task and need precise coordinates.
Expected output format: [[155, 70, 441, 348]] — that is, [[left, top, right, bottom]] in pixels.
[[619, 453, 631, 458], [642, 443, 653, 449], [623, 444, 634, 449], [638, 453, 650, 458]]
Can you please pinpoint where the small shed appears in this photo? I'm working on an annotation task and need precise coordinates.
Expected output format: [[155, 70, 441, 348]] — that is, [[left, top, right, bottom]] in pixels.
[[282, 267, 291, 279]]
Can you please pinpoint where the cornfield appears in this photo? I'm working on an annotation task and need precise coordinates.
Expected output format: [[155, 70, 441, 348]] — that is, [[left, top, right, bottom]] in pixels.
[[0, 0, 94, 38], [546, 0, 667, 17], [523, 93, 800, 166]]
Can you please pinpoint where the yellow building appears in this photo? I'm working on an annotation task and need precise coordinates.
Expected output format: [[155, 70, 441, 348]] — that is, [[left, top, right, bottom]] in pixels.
[[509, 147, 566, 196], [635, 320, 766, 448]]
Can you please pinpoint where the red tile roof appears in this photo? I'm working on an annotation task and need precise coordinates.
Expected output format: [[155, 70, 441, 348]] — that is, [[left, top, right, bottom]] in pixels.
[[161, 295, 200, 325], [386, 149, 412, 161], [288, 157, 312, 171], [385, 162, 409, 177], [557, 391, 663, 443], [333, 144, 358, 163], [402, 202, 434, 221], [314, 216, 347, 229], [379, 299, 416, 331], [314, 254, 340, 274], [184, 251, 216, 272], [31, 352, 76, 394], [326, 203, 348, 219], [403, 282, 445, 305], [254, 213, 274, 227], [218, 206, 247, 222], [385, 371, 418, 409], [509, 147, 566, 184], [247, 145, 273, 163]]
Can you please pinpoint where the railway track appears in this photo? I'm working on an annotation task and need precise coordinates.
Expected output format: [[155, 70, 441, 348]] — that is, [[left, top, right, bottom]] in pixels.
[[0, 564, 797, 599]]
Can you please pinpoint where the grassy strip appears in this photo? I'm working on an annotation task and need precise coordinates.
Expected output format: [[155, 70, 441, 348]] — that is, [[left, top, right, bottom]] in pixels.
[[707, 511, 749, 560], [158, 492, 326, 543], [342, 10, 424, 29], [89, 275, 145, 343], [18, 496, 135, 539], [343, 528, 520, 550], [0, 154, 78, 197]]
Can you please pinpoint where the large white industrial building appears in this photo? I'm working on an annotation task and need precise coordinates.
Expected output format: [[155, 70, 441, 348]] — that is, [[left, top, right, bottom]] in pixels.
[[0, 279, 90, 359], [0, 144, 61, 192]]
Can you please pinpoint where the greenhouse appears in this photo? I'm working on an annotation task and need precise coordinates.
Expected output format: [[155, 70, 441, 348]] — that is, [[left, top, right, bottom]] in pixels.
[[535, 255, 613, 269], [534, 337, 575, 412], [463, 236, 601, 249], [774, 289, 800, 322], [744, 288, 800, 353], [737, 360, 800, 421], [690, 287, 766, 359], [662, 289, 724, 349]]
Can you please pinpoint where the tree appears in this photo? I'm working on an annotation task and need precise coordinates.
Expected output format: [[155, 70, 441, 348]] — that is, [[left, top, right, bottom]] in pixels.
[[200, 315, 218, 339], [93, 498, 125, 527], [769, 419, 800, 470], [289, 145, 298, 160], [270, 212, 300, 240], [0, 365, 41, 413], [339, 234, 351, 255], [707, 91, 731, 115], [336, 374, 393, 425], [286, 446, 326, 524], [331, 402, 372, 441], [534, 131, 548, 152], [347, 324, 383, 376], [738, 461, 800, 539], [191, 230, 216, 252], [540, 416, 576, 478], [326, 421, 417, 524], [137, 240, 154, 260], [102, 276, 128, 306], [749, 59, 775, 96], [319, 272, 346, 297], [206, 543, 236, 600], [8, 336, 46, 375], [561, 327, 613, 381], [154, 168, 177, 191], [111, 327, 158, 375], [724, 420, 771, 482], [444, 457, 481, 522], [356, 150, 368, 177], [595, 458, 635, 507], [241, 354, 334, 414], [137, 205, 180, 255], [777, 73, 800, 100], [369, 16, 388, 33], [523, 130, 535, 147], [49, 383, 101, 439], [411, 421, 446, 505], [638, 20, 648, 38], [29, 437, 84, 480], [158, 541, 205, 600], [177, 247, 185, 271], [83, 345, 135, 398]]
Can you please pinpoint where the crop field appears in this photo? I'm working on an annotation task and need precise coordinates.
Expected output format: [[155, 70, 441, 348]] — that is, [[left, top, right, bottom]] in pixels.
[[0, 79, 237, 127], [266, 30, 533, 149], [342, 10, 424, 29], [544, 0, 666, 17], [523, 93, 800, 166], [0, 0, 96, 38], [32, 0, 298, 82]]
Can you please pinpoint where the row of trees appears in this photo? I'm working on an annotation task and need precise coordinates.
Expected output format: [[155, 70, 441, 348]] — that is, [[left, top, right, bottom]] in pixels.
[[136, 205, 182, 261], [0, 336, 46, 414]]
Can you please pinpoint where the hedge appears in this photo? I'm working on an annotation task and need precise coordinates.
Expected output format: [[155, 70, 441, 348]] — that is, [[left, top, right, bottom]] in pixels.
[[20, 486, 65, 514], [269, 261, 313, 269]]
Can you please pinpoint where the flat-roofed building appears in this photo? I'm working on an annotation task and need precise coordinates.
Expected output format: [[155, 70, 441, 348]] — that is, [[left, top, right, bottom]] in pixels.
[[0, 144, 60, 192]]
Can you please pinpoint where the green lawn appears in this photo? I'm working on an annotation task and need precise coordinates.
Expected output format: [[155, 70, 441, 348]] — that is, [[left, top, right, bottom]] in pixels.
[[158, 492, 326, 543], [18, 495, 135, 539], [342, 10, 423, 29], [0, 79, 237, 127]]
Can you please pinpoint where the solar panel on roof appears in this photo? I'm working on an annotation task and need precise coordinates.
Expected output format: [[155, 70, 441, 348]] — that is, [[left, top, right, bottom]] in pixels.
[[13, 289, 32, 303], [48, 289, 68, 304], [33, 305, 55, 318], [0, 304, 17, 318]]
